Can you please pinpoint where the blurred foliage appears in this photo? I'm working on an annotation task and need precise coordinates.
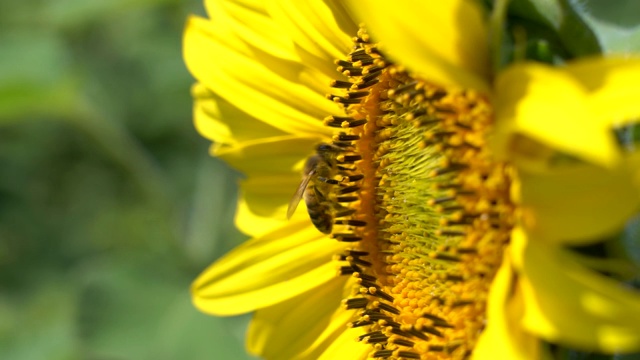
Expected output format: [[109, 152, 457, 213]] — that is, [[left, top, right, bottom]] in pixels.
[[0, 0, 253, 359], [493, 0, 640, 68], [576, 0, 640, 53], [505, 0, 601, 64]]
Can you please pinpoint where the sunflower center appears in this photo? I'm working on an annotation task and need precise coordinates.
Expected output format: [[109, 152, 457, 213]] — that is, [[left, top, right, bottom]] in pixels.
[[312, 27, 514, 359]]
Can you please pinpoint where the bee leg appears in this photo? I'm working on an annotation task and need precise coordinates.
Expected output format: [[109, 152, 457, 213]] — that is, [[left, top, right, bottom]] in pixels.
[[313, 186, 327, 201]]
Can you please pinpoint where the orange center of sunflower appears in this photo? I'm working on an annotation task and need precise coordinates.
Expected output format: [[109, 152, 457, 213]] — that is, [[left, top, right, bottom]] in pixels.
[[312, 27, 514, 359]]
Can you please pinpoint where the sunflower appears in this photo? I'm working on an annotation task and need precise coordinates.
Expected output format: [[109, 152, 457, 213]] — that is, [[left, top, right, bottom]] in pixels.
[[183, 1, 640, 359]]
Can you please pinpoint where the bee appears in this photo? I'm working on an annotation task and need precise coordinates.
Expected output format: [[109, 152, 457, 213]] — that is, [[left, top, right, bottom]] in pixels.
[[287, 143, 342, 234]]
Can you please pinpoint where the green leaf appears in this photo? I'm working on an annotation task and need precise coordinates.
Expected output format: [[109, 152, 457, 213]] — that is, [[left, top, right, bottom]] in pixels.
[[508, 0, 602, 60], [573, 0, 640, 53]]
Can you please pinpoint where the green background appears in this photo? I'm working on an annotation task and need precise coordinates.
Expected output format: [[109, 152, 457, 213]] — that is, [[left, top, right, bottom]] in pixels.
[[0, 0, 253, 359]]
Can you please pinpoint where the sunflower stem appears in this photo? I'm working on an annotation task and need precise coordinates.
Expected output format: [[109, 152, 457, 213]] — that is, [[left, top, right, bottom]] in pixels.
[[490, 0, 511, 75]]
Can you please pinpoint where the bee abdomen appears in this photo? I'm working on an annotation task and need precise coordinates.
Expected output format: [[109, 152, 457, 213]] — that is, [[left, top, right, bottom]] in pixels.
[[307, 204, 333, 234]]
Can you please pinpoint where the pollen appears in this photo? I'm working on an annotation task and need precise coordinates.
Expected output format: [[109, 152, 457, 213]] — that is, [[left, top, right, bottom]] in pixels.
[[314, 26, 514, 359]]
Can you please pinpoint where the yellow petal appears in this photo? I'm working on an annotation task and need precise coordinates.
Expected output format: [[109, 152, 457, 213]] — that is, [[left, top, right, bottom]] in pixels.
[[215, 135, 322, 219], [474, 254, 549, 360], [192, 222, 348, 315], [234, 198, 288, 237], [317, 317, 370, 360], [265, 0, 355, 74], [183, 15, 338, 137], [205, 0, 298, 61], [511, 228, 640, 353], [192, 83, 286, 147], [345, 0, 490, 93], [215, 134, 320, 176], [247, 276, 348, 359], [517, 160, 640, 244], [494, 62, 620, 168], [205, 0, 346, 97], [565, 57, 640, 128], [235, 184, 318, 232], [240, 175, 299, 219], [297, 278, 368, 359]]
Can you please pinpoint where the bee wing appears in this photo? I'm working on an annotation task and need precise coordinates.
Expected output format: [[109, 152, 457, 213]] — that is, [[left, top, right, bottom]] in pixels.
[[287, 169, 315, 219]]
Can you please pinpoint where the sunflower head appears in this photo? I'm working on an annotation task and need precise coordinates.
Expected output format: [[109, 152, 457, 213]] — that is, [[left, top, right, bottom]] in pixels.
[[303, 27, 515, 358]]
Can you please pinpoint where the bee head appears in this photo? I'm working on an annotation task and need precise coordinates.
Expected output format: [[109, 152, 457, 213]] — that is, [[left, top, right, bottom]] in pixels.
[[315, 142, 342, 164], [315, 143, 335, 153], [303, 154, 322, 174]]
